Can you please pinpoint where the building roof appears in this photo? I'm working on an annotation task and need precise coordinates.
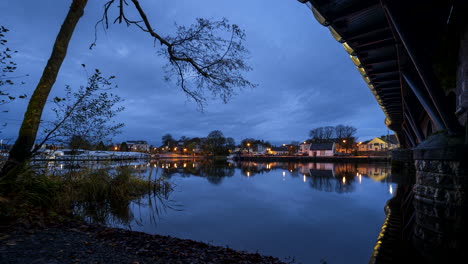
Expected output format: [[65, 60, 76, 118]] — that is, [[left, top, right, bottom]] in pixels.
[[271, 146, 288, 151], [309, 142, 334, 150], [126, 140, 148, 144]]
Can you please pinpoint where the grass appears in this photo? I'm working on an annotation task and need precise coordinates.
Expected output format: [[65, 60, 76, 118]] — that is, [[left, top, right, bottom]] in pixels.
[[0, 161, 173, 226]]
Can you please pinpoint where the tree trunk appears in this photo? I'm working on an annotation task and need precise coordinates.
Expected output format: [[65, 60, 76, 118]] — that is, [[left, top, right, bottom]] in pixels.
[[0, 0, 88, 179]]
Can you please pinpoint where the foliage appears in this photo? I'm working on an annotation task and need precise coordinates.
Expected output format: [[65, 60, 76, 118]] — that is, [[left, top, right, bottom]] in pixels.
[[38, 68, 124, 151], [161, 134, 175, 147], [120, 142, 129, 152], [0, 25, 27, 123], [204, 130, 227, 156], [95, 141, 107, 151], [69, 135, 92, 150], [0, 163, 173, 226], [0, 26, 27, 107]]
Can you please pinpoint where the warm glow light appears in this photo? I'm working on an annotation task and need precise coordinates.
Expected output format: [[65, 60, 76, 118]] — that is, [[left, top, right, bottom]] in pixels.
[[174, 147, 177, 151], [174, 163, 178, 168], [389, 185, 393, 195], [183, 163, 187, 168], [247, 171, 250, 177], [303, 141, 306, 144], [359, 174, 362, 184], [343, 140, 346, 143], [303, 175, 306, 183], [358, 142, 362, 144], [114, 147, 118, 151], [183, 148, 187, 152], [342, 177, 346, 184], [283, 171, 286, 176], [282, 144, 286, 147]]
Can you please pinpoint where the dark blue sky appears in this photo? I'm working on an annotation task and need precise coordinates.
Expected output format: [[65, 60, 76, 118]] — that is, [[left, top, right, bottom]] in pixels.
[[0, 0, 388, 146]]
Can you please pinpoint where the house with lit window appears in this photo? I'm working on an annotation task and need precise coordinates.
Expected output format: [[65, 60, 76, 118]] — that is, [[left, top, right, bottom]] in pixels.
[[308, 142, 336, 157], [299, 142, 311, 155], [358, 136, 398, 151], [125, 140, 150, 152], [269, 146, 289, 155]]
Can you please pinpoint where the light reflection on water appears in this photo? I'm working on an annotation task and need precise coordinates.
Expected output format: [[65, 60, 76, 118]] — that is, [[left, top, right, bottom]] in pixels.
[[113, 159, 395, 264], [45, 159, 395, 263]]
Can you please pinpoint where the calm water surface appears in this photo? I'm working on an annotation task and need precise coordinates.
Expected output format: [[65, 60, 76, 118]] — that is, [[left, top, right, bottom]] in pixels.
[[118, 160, 395, 264]]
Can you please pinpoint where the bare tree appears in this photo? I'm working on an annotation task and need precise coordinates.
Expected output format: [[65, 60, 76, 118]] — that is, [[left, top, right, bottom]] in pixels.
[[323, 126, 335, 141], [1, 0, 254, 179]]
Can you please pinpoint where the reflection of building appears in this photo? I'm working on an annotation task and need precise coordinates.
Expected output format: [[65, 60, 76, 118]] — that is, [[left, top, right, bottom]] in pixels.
[[356, 164, 391, 182]]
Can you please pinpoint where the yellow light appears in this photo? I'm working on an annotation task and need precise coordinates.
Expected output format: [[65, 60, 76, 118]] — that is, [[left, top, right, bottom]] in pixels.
[[247, 171, 250, 177], [183, 148, 187, 152], [359, 174, 362, 184], [303, 175, 306, 183], [283, 144, 286, 147], [174, 163, 177, 168], [183, 163, 187, 168], [303, 141, 306, 144], [342, 177, 346, 184], [114, 147, 118, 150], [174, 147, 177, 151]]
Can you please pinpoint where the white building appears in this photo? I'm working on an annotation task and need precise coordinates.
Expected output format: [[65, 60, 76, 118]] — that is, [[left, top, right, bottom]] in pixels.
[[126, 140, 150, 152], [308, 142, 336, 157]]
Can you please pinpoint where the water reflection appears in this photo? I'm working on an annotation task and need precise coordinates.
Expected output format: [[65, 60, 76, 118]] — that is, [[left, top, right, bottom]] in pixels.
[[41, 159, 395, 263]]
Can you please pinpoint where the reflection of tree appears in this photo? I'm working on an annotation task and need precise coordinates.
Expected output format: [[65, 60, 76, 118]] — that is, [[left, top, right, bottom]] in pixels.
[[308, 170, 334, 192], [155, 159, 234, 185]]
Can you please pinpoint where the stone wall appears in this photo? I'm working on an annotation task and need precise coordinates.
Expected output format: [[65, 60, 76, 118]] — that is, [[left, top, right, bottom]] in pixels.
[[456, 23, 468, 133], [412, 132, 467, 262]]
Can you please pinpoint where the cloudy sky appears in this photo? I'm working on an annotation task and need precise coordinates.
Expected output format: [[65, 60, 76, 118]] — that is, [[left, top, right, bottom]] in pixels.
[[0, 0, 388, 146]]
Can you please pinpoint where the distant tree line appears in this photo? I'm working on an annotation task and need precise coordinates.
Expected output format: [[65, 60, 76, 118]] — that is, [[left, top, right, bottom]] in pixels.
[[308, 125, 357, 152], [158, 130, 236, 156]]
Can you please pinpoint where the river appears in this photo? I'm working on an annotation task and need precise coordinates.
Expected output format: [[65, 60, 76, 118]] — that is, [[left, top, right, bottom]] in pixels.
[[103, 159, 395, 264]]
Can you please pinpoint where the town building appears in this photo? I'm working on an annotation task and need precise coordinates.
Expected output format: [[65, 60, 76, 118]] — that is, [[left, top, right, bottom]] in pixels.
[[125, 140, 150, 152], [308, 142, 336, 157], [358, 135, 398, 151]]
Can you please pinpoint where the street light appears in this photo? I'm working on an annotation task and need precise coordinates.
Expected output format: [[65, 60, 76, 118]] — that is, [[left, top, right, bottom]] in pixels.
[[246, 143, 250, 154]]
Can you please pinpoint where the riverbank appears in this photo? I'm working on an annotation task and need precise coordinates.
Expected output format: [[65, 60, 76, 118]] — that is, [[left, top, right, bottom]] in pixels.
[[237, 155, 390, 163], [0, 220, 289, 264]]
